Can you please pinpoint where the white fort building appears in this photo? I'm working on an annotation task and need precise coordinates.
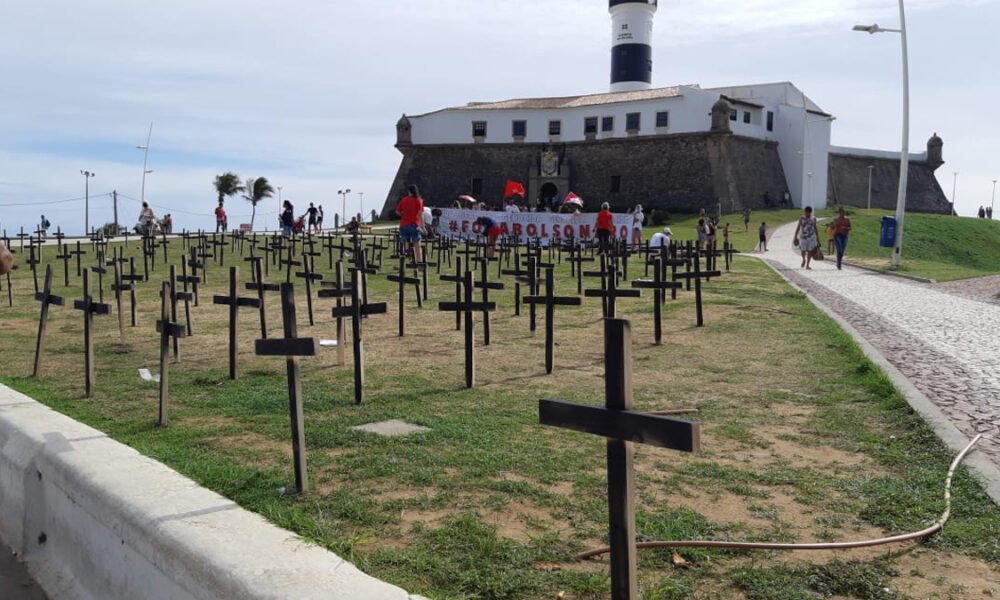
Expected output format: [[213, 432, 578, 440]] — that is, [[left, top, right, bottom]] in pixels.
[[381, 0, 949, 217]]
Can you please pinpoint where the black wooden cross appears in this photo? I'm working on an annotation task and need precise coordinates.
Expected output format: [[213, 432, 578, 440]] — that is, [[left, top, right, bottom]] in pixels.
[[160, 265, 193, 360], [438, 269, 496, 389], [159, 233, 172, 264], [672, 250, 720, 327], [317, 261, 350, 365], [439, 257, 465, 331], [631, 256, 683, 345], [182, 251, 202, 307], [386, 254, 421, 337], [568, 243, 596, 295], [155, 280, 187, 427], [332, 268, 388, 405], [196, 238, 213, 284], [16, 227, 29, 253], [55, 244, 73, 287], [4, 267, 13, 307], [70, 241, 87, 278], [500, 246, 528, 317], [523, 267, 581, 374], [246, 256, 278, 338], [72, 269, 111, 398], [121, 257, 143, 327], [32, 265, 65, 377], [281, 244, 302, 283], [213, 266, 262, 379], [585, 260, 640, 319], [25, 244, 41, 294], [110, 250, 130, 342], [473, 258, 504, 346], [539, 318, 700, 600], [294, 250, 323, 326], [255, 283, 316, 494]]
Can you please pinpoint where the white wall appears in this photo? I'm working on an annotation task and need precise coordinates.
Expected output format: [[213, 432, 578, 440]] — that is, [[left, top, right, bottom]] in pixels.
[[0, 383, 424, 600]]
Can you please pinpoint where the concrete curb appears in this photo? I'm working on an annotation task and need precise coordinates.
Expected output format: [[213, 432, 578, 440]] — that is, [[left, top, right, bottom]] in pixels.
[[750, 256, 1000, 508], [0, 384, 427, 600], [840, 261, 937, 284]]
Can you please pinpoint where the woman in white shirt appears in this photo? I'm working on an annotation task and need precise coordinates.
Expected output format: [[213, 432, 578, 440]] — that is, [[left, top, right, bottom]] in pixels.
[[650, 227, 671, 249], [631, 204, 645, 245]]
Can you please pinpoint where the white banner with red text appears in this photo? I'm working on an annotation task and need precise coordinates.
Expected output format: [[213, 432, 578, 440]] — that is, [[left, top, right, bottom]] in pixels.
[[438, 209, 632, 246]]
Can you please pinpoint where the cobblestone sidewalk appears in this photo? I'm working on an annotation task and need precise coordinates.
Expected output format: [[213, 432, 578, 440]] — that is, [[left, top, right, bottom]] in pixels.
[[755, 222, 1000, 467]]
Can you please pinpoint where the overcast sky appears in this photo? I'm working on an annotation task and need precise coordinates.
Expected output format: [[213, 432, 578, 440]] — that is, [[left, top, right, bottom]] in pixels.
[[1, 0, 996, 234]]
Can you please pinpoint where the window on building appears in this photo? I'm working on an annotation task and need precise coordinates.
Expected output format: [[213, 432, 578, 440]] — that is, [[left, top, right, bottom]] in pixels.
[[655, 111, 669, 128], [584, 117, 598, 135], [626, 112, 640, 131], [472, 121, 487, 137], [610, 175, 621, 193], [512, 120, 527, 138], [549, 120, 562, 136], [766, 111, 774, 132], [471, 178, 483, 196], [729, 109, 738, 122], [743, 111, 751, 124], [602, 116, 614, 132]]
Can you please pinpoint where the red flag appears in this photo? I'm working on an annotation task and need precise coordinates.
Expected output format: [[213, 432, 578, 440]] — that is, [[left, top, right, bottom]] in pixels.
[[504, 180, 526, 199]]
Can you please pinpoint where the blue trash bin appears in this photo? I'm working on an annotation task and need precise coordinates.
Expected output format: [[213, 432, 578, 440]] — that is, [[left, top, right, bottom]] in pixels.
[[880, 216, 897, 248]]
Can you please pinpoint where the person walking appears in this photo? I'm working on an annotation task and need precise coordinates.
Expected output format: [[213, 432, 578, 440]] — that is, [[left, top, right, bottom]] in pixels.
[[757, 222, 768, 252], [696, 218, 707, 250], [306, 203, 319, 234], [825, 220, 836, 255], [978, 206, 986, 219], [630, 204, 644, 246], [215, 201, 227, 233], [280, 200, 294, 237], [742, 207, 751, 232], [39, 215, 50, 239], [832, 207, 852, 270], [793, 206, 819, 269], [595, 202, 614, 253], [395, 184, 425, 263], [316, 206, 324, 232]]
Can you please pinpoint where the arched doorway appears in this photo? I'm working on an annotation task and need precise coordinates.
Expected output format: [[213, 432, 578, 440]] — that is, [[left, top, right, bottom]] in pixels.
[[539, 182, 559, 211]]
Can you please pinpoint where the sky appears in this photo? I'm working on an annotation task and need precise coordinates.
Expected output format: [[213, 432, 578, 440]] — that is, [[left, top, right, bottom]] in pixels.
[[1, 0, 997, 235]]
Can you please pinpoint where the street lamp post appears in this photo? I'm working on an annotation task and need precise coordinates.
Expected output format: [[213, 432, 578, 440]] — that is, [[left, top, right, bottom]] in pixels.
[[338, 189, 351, 229], [359, 191, 365, 223], [80, 170, 96, 234], [136, 123, 153, 204], [854, 0, 909, 268], [866, 165, 875, 213], [951, 172, 958, 216]]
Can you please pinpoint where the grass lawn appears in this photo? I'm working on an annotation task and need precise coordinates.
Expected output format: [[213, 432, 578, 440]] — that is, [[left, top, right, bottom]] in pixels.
[[0, 237, 998, 599]]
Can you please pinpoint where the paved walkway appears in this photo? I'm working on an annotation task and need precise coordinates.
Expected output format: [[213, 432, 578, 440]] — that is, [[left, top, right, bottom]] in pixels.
[[0, 540, 47, 600], [757, 221, 1000, 468]]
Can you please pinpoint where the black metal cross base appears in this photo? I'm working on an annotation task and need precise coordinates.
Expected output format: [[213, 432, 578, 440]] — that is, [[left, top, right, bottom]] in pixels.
[[539, 318, 700, 600], [255, 283, 317, 494]]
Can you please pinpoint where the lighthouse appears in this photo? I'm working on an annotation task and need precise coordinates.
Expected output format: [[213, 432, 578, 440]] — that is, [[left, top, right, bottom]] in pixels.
[[609, 0, 657, 93]]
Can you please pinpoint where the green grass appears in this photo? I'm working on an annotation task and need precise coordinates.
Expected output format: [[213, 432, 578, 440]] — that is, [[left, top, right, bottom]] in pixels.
[[0, 237, 998, 599], [815, 209, 1000, 281]]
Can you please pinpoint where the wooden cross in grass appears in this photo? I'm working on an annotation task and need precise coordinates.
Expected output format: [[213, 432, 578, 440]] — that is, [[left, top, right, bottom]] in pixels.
[[32, 265, 65, 377], [501, 246, 528, 317], [473, 258, 504, 346], [155, 280, 187, 427], [180, 252, 202, 307], [585, 260, 640, 319], [386, 254, 421, 337], [333, 268, 387, 405], [317, 261, 350, 365], [213, 266, 261, 379], [255, 283, 316, 493], [568, 243, 596, 295], [245, 256, 277, 338], [631, 256, 682, 345], [120, 257, 143, 327], [672, 250, 720, 327], [110, 250, 130, 342], [72, 269, 111, 398], [70, 241, 87, 278], [539, 318, 700, 600], [438, 268, 496, 388], [294, 250, 323, 326], [440, 257, 465, 331], [55, 245, 73, 287], [160, 265, 193, 360], [523, 267, 581, 374]]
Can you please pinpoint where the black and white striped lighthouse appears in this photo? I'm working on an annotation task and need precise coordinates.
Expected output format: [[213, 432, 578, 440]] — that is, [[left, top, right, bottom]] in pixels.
[[609, 0, 657, 93]]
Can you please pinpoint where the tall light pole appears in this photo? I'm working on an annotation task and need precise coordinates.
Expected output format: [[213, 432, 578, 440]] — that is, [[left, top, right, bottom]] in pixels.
[[80, 170, 96, 234], [136, 122, 153, 204], [854, 0, 909, 268], [866, 165, 875, 213], [951, 172, 958, 216], [992, 179, 997, 219], [338, 189, 351, 228], [277, 186, 283, 233], [358, 191, 364, 222]]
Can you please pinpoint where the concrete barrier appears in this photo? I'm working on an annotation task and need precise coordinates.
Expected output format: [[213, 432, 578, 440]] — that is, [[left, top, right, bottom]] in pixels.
[[0, 384, 425, 600]]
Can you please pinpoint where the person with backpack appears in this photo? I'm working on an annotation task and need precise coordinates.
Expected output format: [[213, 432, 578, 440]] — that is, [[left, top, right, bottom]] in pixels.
[[40, 215, 50, 238]]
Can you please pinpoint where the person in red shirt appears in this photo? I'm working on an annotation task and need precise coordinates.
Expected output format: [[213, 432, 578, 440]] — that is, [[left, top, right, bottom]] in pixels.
[[395, 184, 425, 263], [595, 202, 614, 253], [833, 207, 853, 270], [474, 215, 501, 258], [215, 201, 227, 233]]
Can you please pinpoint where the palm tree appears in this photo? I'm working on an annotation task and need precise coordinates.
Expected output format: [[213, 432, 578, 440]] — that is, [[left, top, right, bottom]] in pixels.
[[213, 172, 244, 207], [243, 177, 275, 230]]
